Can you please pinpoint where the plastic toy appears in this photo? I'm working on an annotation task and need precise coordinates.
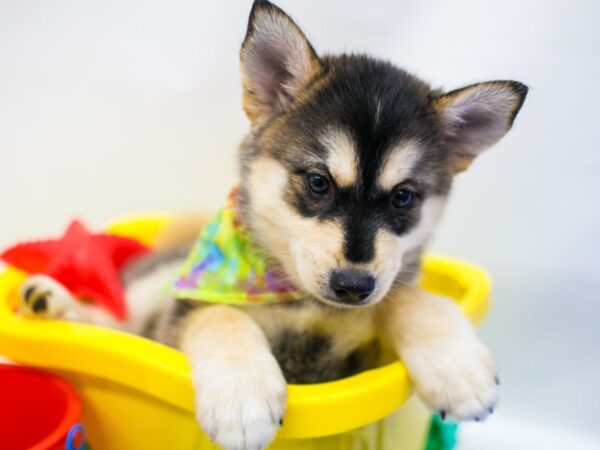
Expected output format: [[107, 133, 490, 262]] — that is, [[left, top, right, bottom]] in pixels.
[[0, 215, 491, 450], [425, 415, 458, 450], [65, 424, 88, 450], [0, 219, 150, 319], [0, 364, 84, 450]]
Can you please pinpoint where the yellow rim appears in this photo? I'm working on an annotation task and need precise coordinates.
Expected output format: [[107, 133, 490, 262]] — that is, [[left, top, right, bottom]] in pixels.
[[0, 216, 491, 439]]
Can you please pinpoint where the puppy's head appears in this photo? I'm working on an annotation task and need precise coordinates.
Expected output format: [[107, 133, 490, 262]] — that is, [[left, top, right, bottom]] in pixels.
[[238, 0, 527, 308]]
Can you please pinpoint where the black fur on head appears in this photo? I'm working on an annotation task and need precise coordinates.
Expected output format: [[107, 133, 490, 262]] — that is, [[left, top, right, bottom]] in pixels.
[[238, 0, 527, 305]]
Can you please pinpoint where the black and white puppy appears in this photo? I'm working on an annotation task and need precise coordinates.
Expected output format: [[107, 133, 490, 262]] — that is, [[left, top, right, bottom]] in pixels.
[[20, 1, 527, 449]]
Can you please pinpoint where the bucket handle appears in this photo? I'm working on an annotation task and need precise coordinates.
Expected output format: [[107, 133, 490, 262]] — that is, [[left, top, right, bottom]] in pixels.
[[65, 424, 86, 450]]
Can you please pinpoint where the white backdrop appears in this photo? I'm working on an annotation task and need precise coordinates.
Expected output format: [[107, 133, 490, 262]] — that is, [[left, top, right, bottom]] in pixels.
[[1, 1, 599, 448]]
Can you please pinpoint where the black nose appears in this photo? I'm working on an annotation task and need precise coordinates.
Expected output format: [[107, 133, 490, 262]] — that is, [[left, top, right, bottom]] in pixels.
[[329, 269, 375, 303]]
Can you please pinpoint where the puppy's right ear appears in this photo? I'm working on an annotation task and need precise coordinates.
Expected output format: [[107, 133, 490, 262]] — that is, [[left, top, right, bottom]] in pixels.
[[240, 0, 322, 123]]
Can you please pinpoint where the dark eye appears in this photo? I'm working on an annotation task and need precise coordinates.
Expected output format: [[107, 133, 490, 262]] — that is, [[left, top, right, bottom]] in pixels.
[[391, 189, 414, 209], [305, 173, 330, 195]]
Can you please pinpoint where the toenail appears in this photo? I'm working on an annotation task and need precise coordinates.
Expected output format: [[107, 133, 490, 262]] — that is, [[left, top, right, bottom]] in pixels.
[[23, 286, 35, 304]]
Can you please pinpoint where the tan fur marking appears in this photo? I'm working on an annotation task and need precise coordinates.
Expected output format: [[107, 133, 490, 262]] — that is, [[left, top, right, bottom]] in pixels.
[[153, 212, 209, 252], [369, 230, 403, 299], [180, 305, 267, 360], [322, 128, 358, 187], [362, 195, 445, 304], [377, 140, 422, 191], [377, 285, 498, 420], [246, 157, 346, 297], [180, 305, 287, 448]]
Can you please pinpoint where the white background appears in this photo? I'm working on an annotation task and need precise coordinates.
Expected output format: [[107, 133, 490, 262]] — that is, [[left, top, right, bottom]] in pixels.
[[1, 1, 599, 448]]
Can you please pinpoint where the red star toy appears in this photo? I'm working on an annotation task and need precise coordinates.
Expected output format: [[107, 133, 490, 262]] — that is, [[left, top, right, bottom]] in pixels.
[[1, 220, 150, 320]]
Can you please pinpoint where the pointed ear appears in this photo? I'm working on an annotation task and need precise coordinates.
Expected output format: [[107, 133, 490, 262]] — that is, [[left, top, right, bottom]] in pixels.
[[240, 0, 323, 123], [433, 81, 528, 172]]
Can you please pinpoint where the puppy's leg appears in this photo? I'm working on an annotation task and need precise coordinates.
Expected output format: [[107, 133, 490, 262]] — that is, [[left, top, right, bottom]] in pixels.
[[379, 286, 498, 421], [18, 274, 118, 325], [180, 305, 286, 450], [18, 273, 157, 332], [18, 250, 185, 334]]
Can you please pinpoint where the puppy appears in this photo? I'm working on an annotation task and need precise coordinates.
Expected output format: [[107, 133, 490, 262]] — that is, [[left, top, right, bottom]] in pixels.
[[20, 1, 527, 449]]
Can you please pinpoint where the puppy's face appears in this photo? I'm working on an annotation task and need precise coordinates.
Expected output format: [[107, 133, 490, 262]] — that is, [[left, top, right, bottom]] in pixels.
[[239, 1, 527, 308]]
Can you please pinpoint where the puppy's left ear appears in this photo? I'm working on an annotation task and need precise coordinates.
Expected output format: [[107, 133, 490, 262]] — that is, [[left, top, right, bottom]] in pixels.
[[240, 0, 323, 124], [433, 81, 528, 172]]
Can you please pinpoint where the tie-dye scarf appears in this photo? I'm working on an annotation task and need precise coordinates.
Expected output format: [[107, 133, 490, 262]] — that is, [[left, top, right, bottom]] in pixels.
[[171, 190, 302, 304]]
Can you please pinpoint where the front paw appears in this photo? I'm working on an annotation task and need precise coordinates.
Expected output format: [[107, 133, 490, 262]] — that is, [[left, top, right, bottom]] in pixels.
[[192, 352, 287, 450], [404, 336, 498, 422]]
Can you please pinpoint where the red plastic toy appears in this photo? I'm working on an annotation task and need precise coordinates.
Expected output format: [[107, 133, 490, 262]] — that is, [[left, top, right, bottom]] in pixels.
[[0, 364, 84, 450], [1, 220, 150, 320]]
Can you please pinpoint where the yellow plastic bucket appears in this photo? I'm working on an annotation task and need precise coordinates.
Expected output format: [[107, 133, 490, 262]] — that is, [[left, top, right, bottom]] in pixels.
[[0, 216, 491, 450]]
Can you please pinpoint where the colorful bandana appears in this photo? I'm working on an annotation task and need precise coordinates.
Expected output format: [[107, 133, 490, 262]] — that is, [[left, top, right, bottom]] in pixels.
[[170, 190, 303, 304]]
